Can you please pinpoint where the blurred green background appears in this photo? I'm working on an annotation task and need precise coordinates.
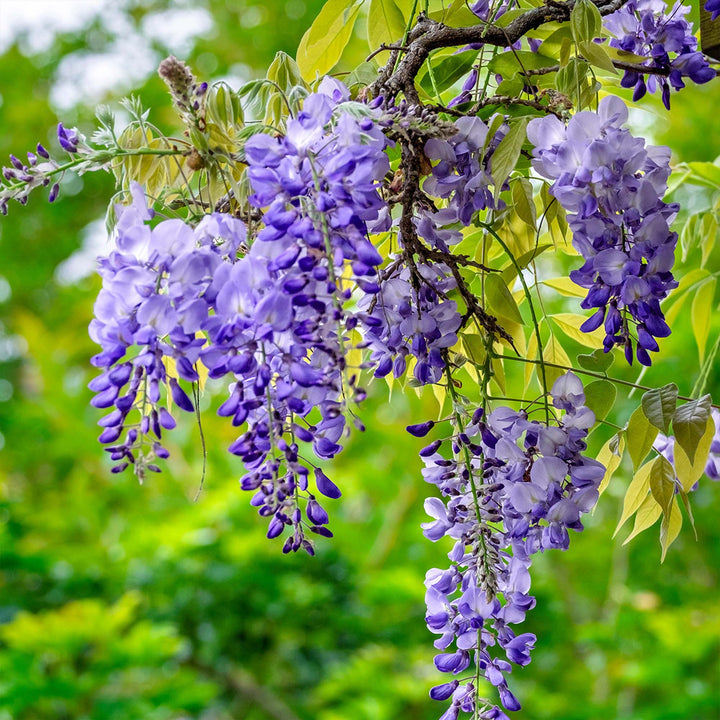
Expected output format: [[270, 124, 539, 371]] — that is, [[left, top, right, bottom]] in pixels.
[[0, 1, 718, 719]]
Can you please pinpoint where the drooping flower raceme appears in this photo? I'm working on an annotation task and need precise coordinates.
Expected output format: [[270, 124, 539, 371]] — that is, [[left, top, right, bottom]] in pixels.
[[604, 0, 715, 108], [417, 373, 604, 719], [528, 96, 679, 366], [89, 82, 392, 552], [89, 183, 246, 480]]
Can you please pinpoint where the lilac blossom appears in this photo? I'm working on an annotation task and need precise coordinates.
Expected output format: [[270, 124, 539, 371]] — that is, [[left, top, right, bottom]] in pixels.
[[528, 96, 678, 366], [418, 373, 604, 718]]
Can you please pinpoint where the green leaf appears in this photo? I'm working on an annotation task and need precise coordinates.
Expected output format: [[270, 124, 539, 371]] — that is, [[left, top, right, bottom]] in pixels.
[[511, 177, 536, 229], [571, 0, 601, 45], [673, 395, 712, 464], [623, 493, 662, 545], [677, 488, 698, 540], [490, 118, 528, 200], [614, 460, 653, 536], [641, 383, 678, 435], [686, 161, 720, 189], [577, 348, 614, 372], [674, 414, 715, 492], [556, 58, 590, 98], [345, 61, 380, 89], [501, 244, 552, 283], [484, 273, 525, 325], [597, 433, 625, 496], [650, 454, 675, 515], [584, 379, 617, 422], [551, 313, 605, 348], [296, 0, 363, 81], [367, 0, 407, 53], [542, 277, 586, 298], [691, 278, 716, 363], [420, 51, 477, 95], [578, 41, 618, 74], [488, 51, 559, 78], [660, 497, 682, 562], [626, 405, 659, 471]]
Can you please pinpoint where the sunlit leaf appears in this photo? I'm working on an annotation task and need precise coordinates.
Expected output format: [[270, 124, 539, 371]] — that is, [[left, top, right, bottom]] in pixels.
[[623, 493, 662, 545], [691, 278, 716, 363], [597, 432, 625, 496], [614, 459, 653, 536], [626, 405, 659, 471], [673, 395, 712, 464], [641, 383, 678, 435], [296, 0, 363, 80], [367, 0, 407, 53]]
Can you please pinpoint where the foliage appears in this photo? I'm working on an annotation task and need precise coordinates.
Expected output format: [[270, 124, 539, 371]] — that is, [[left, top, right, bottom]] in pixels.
[[0, 1, 719, 719]]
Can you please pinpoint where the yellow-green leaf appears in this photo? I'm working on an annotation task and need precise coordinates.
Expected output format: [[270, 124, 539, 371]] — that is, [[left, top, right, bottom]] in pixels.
[[542, 277, 586, 298], [551, 313, 604, 348], [578, 40, 618, 73], [674, 415, 715, 492], [542, 334, 572, 387], [491, 118, 528, 200], [511, 177, 536, 229], [660, 497, 682, 562], [649, 454, 675, 515], [297, 0, 363, 81], [691, 278, 716, 363], [623, 493, 662, 545], [626, 405, 659, 471], [597, 433, 625, 496], [673, 394, 712, 464], [368, 0, 407, 52], [614, 460, 653, 536], [485, 273, 525, 325]]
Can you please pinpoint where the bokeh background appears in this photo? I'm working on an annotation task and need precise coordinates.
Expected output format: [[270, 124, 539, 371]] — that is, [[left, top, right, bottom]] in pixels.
[[0, 1, 718, 719]]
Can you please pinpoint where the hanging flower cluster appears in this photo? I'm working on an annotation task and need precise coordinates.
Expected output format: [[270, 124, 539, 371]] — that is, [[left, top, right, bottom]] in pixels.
[[0, 123, 83, 213], [604, 0, 715, 108], [527, 95, 678, 366], [9, 7, 717, 712], [89, 81, 393, 552], [416, 373, 604, 719]]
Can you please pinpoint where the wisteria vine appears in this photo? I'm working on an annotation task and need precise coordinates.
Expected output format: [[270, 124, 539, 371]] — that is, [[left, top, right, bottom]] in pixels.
[[3, 1, 720, 718]]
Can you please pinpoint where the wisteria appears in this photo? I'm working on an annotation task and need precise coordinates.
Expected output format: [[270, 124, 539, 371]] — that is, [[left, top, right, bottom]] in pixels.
[[604, 0, 715, 108], [8, 2, 720, 717], [528, 95, 679, 366], [0, 122, 87, 213], [89, 81, 393, 551], [418, 373, 604, 718]]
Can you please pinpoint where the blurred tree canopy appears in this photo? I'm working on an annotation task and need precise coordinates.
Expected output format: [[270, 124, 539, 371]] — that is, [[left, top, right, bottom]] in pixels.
[[0, 1, 718, 719]]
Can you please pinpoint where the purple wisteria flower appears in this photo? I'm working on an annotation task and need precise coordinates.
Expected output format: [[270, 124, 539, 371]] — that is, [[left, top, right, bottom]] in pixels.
[[417, 372, 604, 718], [527, 96, 678, 366], [604, 0, 715, 108], [358, 261, 462, 385], [89, 182, 245, 480], [88, 82, 392, 552], [707, 0, 720, 21]]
